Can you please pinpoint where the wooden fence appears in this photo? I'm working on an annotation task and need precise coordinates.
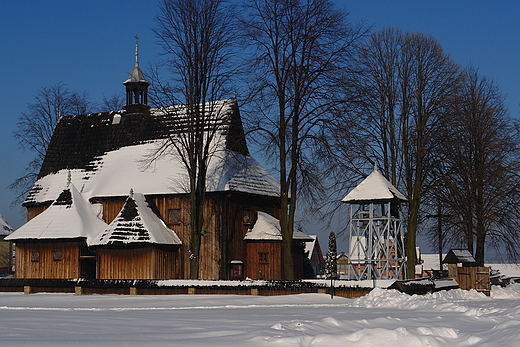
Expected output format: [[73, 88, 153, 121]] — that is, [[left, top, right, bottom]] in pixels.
[[448, 265, 490, 296], [0, 279, 371, 298]]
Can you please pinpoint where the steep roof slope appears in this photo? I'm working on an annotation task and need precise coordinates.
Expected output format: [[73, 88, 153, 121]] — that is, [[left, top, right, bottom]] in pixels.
[[24, 100, 280, 205], [90, 192, 181, 246], [342, 166, 407, 203], [244, 212, 313, 241], [6, 182, 108, 242]]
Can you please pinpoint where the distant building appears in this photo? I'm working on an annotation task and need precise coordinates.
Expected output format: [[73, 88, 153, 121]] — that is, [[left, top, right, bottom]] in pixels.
[[0, 214, 14, 274], [304, 235, 325, 277], [337, 252, 349, 276]]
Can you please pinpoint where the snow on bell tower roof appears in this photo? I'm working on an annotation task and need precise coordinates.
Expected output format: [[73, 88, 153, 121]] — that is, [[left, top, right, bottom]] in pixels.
[[341, 164, 407, 203]]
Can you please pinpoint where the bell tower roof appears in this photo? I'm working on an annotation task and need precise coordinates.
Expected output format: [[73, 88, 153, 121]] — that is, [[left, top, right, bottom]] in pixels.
[[124, 34, 149, 85], [124, 34, 150, 113]]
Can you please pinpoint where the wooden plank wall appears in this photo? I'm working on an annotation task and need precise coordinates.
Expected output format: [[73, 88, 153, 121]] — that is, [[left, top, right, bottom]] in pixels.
[[26, 205, 48, 222], [245, 242, 282, 280], [457, 266, 490, 295], [15, 242, 80, 279], [25, 192, 282, 281], [151, 195, 222, 279], [0, 237, 11, 271], [150, 194, 283, 280], [97, 247, 178, 280]]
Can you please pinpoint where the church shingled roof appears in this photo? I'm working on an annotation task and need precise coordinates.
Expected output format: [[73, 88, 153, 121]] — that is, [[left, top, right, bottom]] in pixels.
[[23, 100, 276, 206]]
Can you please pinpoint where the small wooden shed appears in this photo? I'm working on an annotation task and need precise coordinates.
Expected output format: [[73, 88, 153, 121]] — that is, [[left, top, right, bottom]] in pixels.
[[443, 249, 490, 295]]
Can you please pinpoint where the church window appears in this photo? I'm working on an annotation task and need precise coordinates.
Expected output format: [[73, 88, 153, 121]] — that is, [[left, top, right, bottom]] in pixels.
[[169, 209, 181, 224], [259, 252, 269, 264], [31, 251, 40, 262], [53, 250, 63, 261]]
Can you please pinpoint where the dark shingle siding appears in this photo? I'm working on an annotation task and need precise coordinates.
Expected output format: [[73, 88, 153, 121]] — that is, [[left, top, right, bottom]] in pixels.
[[39, 111, 166, 178], [37, 100, 248, 178]]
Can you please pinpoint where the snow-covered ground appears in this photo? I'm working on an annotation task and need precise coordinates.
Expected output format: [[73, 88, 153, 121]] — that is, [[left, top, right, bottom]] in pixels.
[[2, 285, 520, 346]]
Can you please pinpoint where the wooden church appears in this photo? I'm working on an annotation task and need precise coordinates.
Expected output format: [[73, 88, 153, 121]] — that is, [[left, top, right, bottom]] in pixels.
[[7, 43, 311, 281]]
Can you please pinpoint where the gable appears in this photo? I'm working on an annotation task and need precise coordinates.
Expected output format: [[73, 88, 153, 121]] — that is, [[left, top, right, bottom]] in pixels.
[[90, 192, 181, 246]]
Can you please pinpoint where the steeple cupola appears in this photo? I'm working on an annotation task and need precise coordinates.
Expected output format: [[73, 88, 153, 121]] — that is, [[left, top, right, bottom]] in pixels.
[[123, 35, 150, 113]]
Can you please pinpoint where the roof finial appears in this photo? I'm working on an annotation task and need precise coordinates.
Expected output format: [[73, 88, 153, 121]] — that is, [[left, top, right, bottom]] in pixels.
[[374, 162, 378, 172], [129, 188, 134, 198], [134, 34, 139, 68], [67, 170, 71, 188]]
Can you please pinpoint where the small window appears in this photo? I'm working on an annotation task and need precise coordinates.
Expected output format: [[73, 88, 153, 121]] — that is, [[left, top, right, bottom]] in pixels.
[[259, 252, 269, 264], [31, 251, 40, 262], [169, 209, 181, 224], [53, 250, 63, 261], [243, 209, 251, 224]]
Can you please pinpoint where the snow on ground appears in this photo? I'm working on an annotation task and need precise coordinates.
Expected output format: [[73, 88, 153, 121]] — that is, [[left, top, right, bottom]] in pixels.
[[2, 284, 520, 346]]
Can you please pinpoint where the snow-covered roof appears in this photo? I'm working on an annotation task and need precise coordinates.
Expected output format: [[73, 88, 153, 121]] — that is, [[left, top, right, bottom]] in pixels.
[[243, 212, 313, 241], [26, 145, 279, 205], [0, 214, 13, 236], [342, 166, 407, 203], [304, 235, 317, 257], [90, 191, 181, 246], [443, 249, 476, 264], [24, 100, 280, 205], [421, 254, 445, 271], [6, 182, 108, 242]]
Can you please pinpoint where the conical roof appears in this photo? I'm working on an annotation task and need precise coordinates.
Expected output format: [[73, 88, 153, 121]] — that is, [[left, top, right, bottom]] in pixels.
[[90, 191, 181, 246], [6, 182, 107, 242], [124, 65, 148, 84], [341, 166, 407, 203]]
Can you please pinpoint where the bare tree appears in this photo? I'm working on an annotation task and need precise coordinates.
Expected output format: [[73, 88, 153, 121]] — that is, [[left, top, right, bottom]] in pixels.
[[329, 28, 460, 278], [434, 67, 520, 265], [241, 0, 364, 279], [100, 93, 125, 112], [400, 32, 460, 277], [11, 82, 93, 203], [152, 0, 237, 279]]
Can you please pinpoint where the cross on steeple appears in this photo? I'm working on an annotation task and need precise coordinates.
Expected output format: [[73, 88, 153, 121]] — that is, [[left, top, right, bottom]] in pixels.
[[134, 34, 140, 67]]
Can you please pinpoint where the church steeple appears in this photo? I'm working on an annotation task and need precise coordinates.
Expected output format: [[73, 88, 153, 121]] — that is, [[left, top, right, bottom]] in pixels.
[[123, 35, 150, 113]]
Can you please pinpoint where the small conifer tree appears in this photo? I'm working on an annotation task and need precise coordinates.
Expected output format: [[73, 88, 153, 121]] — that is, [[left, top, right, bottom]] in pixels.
[[325, 232, 337, 280]]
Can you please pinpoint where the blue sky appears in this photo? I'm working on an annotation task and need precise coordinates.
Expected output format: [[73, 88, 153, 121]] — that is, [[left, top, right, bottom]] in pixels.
[[1, 1, 519, 254]]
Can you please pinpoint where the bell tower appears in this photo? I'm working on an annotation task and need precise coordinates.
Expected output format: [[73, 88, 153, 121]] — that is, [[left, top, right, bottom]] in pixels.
[[123, 35, 150, 113], [342, 164, 407, 280]]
